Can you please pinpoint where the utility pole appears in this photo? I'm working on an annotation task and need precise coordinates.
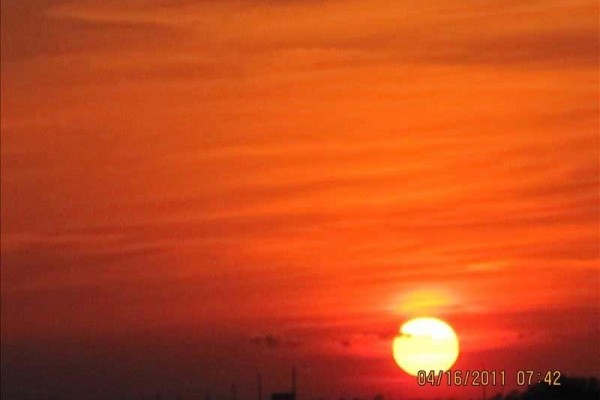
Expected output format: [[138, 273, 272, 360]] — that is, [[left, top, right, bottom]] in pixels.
[[292, 367, 297, 400]]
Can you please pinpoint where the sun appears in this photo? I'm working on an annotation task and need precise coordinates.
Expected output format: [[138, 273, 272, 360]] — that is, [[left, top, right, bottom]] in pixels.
[[392, 317, 459, 376]]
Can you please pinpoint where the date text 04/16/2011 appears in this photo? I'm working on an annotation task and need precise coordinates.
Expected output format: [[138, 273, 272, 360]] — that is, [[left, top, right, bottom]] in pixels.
[[417, 370, 562, 387]]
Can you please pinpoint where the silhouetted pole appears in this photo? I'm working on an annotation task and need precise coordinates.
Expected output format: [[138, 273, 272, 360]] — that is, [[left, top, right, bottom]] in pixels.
[[257, 372, 263, 400], [232, 383, 237, 400], [292, 367, 297, 400]]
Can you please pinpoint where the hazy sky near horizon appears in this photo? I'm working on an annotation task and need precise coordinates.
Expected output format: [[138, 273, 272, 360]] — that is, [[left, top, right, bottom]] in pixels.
[[1, 0, 599, 399]]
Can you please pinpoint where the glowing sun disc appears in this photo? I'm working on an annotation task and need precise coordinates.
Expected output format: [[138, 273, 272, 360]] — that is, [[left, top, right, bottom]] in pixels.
[[392, 317, 459, 376]]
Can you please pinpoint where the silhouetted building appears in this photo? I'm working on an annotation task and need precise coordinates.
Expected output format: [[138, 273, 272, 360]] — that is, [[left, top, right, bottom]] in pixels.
[[270, 368, 297, 400]]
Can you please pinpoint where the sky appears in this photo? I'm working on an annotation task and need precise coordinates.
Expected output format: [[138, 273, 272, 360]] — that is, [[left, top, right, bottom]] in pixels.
[[1, 0, 599, 399]]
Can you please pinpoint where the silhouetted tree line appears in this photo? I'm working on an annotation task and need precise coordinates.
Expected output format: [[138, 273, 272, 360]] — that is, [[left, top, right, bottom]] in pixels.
[[7, 376, 598, 400], [317, 376, 599, 400], [487, 376, 599, 400]]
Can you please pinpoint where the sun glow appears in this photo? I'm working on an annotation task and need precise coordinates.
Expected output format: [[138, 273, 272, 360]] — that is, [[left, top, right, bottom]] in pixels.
[[392, 317, 459, 376]]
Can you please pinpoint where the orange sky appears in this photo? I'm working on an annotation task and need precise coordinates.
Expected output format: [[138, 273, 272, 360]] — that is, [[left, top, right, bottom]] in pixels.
[[1, 0, 599, 399]]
